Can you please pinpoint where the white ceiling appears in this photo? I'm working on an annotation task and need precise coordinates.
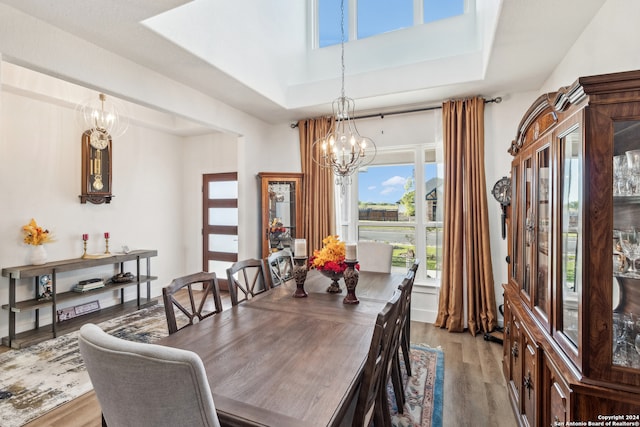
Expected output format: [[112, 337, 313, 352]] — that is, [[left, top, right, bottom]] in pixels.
[[0, 0, 606, 125]]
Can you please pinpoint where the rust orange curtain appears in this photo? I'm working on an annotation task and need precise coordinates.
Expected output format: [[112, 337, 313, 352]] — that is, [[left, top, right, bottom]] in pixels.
[[435, 97, 498, 335], [298, 118, 335, 255]]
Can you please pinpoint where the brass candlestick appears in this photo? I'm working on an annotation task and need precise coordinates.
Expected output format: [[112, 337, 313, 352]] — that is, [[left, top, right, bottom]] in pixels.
[[104, 238, 110, 254], [82, 240, 88, 259], [292, 257, 308, 298], [343, 260, 359, 304]]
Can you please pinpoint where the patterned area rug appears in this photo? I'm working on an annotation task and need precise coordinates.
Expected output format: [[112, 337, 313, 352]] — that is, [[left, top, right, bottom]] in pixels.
[[0, 306, 444, 427], [0, 305, 169, 427], [390, 345, 444, 427]]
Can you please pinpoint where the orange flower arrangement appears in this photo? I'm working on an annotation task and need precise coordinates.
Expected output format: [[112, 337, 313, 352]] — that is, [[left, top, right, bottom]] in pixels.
[[309, 235, 359, 274], [22, 218, 54, 246]]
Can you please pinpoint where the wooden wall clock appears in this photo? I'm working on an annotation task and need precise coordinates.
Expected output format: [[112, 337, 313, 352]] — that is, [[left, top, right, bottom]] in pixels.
[[80, 129, 113, 204]]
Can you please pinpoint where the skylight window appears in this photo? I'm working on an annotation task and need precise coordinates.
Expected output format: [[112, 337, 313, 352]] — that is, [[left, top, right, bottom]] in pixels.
[[317, 0, 465, 48]]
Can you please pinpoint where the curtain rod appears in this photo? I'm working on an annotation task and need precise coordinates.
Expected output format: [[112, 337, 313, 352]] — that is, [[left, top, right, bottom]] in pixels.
[[290, 96, 502, 128]]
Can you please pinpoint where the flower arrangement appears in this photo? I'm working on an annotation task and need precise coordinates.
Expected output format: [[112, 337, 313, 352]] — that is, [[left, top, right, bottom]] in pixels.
[[309, 235, 358, 274], [22, 218, 54, 246]]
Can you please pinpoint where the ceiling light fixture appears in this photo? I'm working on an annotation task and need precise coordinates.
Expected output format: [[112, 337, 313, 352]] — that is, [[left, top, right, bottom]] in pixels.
[[78, 93, 128, 139], [312, 0, 376, 187]]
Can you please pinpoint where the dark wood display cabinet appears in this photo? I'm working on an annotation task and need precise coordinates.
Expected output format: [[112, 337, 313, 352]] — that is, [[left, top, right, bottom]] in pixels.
[[504, 70, 640, 426], [258, 172, 303, 257], [1, 250, 157, 348]]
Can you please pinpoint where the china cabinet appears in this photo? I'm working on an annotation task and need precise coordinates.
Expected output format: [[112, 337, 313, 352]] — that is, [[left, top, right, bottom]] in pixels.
[[504, 70, 640, 426], [258, 172, 303, 257]]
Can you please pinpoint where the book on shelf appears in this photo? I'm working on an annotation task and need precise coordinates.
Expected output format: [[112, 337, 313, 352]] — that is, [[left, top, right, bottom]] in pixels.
[[73, 280, 105, 292]]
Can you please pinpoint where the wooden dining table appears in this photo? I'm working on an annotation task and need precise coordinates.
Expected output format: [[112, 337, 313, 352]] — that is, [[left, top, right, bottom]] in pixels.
[[157, 269, 404, 427]]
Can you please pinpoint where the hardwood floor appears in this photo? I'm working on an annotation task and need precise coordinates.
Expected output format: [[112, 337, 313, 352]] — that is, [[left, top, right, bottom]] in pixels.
[[2, 293, 516, 427]]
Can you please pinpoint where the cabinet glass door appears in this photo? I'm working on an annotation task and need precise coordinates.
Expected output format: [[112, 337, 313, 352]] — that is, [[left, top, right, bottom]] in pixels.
[[612, 120, 640, 370], [559, 126, 582, 347], [267, 180, 297, 253], [523, 156, 533, 302], [535, 146, 551, 323], [511, 163, 520, 283]]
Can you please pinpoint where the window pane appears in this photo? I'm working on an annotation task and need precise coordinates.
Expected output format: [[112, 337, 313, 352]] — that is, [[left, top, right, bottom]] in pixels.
[[208, 180, 237, 199], [358, 0, 413, 39], [208, 208, 238, 226], [359, 164, 414, 222], [319, 0, 345, 47], [424, 0, 464, 24]]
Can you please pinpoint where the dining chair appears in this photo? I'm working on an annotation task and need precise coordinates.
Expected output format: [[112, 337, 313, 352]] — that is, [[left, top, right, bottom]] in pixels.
[[347, 289, 402, 427], [357, 241, 394, 273], [267, 248, 294, 287], [78, 323, 221, 427], [390, 272, 417, 412], [162, 272, 224, 335], [400, 259, 419, 375], [226, 258, 269, 306]]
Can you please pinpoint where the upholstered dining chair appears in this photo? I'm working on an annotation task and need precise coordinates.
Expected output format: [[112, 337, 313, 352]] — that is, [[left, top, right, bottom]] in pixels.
[[226, 258, 269, 306], [78, 323, 221, 427], [343, 289, 402, 427], [162, 272, 224, 335], [357, 241, 394, 273], [267, 248, 294, 287]]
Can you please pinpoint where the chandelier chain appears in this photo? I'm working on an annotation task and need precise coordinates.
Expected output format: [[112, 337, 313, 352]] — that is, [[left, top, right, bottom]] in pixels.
[[340, 0, 345, 100]]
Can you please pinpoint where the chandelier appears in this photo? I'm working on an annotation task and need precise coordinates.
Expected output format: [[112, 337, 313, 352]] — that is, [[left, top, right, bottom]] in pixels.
[[312, 0, 376, 185], [78, 93, 128, 138]]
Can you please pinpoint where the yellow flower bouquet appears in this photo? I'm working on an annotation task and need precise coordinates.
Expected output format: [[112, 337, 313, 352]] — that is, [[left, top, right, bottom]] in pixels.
[[22, 218, 54, 246], [309, 235, 359, 274]]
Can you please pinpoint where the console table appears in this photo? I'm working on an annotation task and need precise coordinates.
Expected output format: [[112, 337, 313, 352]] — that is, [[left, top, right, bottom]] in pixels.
[[1, 250, 157, 348]]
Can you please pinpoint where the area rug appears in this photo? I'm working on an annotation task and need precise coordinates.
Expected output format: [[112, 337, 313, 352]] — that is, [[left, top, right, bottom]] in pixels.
[[389, 344, 444, 427], [0, 306, 444, 427], [0, 305, 169, 427]]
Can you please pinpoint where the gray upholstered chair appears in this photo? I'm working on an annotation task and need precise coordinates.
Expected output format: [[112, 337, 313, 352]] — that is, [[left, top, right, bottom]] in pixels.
[[357, 241, 394, 273], [267, 248, 294, 287], [78, 323, 221, 427]]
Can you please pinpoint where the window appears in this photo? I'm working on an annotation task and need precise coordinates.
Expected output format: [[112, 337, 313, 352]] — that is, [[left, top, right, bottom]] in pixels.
[[356, 147, 443, 283], [317, 0, 465, 48]]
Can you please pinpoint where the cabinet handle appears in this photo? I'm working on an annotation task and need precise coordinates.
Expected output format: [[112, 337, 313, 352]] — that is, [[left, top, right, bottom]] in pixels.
[[505, 324, 510, 336], [523, 371, 533, 399], [511, 342, 519, 358]]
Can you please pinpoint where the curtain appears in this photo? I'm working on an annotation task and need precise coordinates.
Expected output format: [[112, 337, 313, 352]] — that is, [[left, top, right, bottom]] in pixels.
[[298, 118, 335, 256], [435, 97, 498, 336]]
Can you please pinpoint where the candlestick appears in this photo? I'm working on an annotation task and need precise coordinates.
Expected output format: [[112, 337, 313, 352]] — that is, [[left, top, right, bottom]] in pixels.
[[104, 235, 111, 254], [292, 256, 308, 298], [82, 239, 88, 259], [294, 239, 307, 257], [345, 243, 357, 261], [343, 260, 360, 304]]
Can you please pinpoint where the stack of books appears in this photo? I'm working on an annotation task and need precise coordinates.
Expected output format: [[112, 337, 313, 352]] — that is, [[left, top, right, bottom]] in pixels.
[[73, 278, 105, 292]]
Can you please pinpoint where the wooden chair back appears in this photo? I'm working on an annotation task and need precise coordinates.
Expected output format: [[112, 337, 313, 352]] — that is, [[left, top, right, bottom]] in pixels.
[[351, 289, 402, 427], [226, 258, 269, 306], [400, 260, 419, 375], [267, 249, 294, 287], [162, 272, 224, 335]]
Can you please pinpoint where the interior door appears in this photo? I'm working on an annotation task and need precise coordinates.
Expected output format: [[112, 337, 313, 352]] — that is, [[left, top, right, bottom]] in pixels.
[[203, 172, 238, 290]]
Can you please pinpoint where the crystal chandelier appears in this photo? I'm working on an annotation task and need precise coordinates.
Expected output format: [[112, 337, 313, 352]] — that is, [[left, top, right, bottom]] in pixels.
[[312, 0, 376, 185], [78, 93, 128, 138]]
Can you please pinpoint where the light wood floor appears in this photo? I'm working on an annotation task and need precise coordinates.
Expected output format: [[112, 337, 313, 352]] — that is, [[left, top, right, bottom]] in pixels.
[[2, 293, 516, 427]]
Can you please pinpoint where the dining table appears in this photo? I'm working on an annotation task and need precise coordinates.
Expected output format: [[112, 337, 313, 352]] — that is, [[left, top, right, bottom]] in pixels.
[[156, 268, 405, 427]]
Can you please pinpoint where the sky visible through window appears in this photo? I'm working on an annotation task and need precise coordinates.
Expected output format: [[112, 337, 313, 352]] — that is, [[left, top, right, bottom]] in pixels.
[[359, 163, 437, 205], [319, 0, 465, 48]]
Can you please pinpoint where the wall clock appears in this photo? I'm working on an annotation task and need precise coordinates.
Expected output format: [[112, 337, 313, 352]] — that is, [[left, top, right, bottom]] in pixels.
[[80, 129, 113, 204], [492, 176, 511, 239]]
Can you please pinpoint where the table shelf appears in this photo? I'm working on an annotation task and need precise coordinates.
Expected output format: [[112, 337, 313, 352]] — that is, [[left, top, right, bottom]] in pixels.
[[1, 250, 157, 348]]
